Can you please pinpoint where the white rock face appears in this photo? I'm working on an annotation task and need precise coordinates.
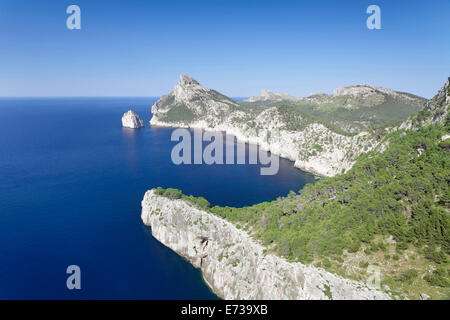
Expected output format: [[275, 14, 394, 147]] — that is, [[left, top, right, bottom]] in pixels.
[[420, 293, 430, 300], [152, 74, 238, 119], [122, 110, 144, 129], [141, 190, 391, 300]]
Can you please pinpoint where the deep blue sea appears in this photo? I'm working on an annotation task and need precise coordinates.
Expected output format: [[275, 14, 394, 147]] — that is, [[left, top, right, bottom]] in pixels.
[[0, 98, 315, 299]]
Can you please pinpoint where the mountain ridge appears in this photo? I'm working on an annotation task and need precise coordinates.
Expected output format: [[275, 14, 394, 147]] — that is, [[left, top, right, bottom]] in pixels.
[[244, 83, 425, 109]]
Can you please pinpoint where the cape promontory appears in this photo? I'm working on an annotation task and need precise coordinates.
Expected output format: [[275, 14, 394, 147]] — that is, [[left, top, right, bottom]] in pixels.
[[141, 189, 390, 300], [150, 74, 426, 176]]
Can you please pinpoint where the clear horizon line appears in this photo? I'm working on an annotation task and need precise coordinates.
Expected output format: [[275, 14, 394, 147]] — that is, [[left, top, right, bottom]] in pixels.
[[0, 95, 250, 99], [0, 95, 161, 98]]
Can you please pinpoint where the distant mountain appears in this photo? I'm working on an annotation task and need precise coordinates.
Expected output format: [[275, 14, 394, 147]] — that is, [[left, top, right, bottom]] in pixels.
[[330, 84, 424, 108], [241, 84, 426, 131], [243, 84, 425, 109], [244, 89, 300, 103]]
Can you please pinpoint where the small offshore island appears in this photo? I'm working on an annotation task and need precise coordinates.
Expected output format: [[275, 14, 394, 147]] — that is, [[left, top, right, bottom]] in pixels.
[[122, 110, 144, 129], [142, 75, 450, 300]]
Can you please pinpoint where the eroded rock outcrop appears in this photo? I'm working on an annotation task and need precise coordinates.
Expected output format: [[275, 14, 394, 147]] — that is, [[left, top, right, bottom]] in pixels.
[[424, 77, 450, 124], [141, 190, 390, 300], [122, 110, 144, 129], [151, 74, 238, 122]]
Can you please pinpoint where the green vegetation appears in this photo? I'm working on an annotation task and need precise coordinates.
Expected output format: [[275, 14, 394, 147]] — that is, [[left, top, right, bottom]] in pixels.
[[209, 121, 449, 265], [398, 269, 419, 284], [424, 268, 449, 287], [276, 104, 356, 136], [158, 104, 197, 123], [312, 144, 323, 151], [317, 283, 333, 299], [290, 94, 425, 132], [154, 187, 211, 209], [154, 187, 182, 199]]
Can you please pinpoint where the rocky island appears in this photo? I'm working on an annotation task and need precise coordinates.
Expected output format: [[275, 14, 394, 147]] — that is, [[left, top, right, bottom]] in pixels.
[[122, 110, 144, 129]]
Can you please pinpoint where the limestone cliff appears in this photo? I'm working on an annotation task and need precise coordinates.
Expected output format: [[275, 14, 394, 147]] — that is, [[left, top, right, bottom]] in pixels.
[[141, 190, 390, 300]]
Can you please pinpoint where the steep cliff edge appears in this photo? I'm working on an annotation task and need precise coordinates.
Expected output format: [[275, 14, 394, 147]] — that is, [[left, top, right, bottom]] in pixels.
[[141, 190, 390, 300]]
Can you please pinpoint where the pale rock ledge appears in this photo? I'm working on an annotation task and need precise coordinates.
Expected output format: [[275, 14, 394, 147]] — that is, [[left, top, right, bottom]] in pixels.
[[141, 190, 391, 300]]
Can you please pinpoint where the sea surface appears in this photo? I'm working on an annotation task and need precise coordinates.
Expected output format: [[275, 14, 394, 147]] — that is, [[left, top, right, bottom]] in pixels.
[[0, 98, 315, 299]]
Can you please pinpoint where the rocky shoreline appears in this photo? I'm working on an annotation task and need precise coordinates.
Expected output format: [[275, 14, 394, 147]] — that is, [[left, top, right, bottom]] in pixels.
[[150, 116, 378, 177], [141, 190, 390, 300]]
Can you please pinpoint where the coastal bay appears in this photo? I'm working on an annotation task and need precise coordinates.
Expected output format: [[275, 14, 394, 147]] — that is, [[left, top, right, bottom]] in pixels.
[[0, 97, 314, 299]]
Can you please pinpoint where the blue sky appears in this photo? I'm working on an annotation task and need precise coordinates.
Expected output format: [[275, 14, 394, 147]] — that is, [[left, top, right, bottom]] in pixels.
[[1, 0, 449, 98]]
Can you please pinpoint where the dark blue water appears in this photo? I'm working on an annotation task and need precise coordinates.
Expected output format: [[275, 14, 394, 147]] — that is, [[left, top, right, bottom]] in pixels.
[[0, 98, 315, 299]]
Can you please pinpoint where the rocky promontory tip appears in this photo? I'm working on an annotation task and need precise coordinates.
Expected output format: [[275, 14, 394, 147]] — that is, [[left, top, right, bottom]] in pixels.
[[122, 110, 144, 129], [178, 74, 200, 86]]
